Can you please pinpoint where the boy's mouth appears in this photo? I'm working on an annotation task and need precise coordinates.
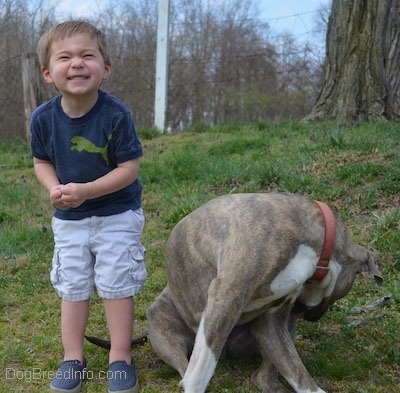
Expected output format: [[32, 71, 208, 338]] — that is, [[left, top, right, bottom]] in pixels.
[[68, 75, 89, 80]]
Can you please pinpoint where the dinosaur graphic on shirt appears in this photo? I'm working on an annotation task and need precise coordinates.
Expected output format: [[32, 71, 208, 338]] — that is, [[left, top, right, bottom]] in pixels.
[[71, 134, 112, 165]]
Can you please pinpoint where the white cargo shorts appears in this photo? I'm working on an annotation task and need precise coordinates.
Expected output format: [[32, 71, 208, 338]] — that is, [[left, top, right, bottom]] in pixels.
[[50, 209, 147, 301]]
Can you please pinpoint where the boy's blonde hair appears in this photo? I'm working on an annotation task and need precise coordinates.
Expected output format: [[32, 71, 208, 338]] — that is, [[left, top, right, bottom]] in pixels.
[[37, 20, 111, 69]]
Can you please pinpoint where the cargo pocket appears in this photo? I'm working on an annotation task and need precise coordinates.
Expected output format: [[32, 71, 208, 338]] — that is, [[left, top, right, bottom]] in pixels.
[[128, 245, 147, 286], [50, 248, 61, 286]]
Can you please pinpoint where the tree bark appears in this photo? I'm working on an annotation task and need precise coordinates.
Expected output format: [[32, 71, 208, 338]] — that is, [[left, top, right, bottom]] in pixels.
[[21, 53, 53, 141], [305, 0, 400, 122]]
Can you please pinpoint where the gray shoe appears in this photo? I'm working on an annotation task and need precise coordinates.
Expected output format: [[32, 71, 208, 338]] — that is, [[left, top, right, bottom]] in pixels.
[[108, 358, 139, 393], [50, 359, 86, 393]]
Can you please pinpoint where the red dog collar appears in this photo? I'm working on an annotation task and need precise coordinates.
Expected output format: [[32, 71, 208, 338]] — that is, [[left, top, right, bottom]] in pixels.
[[310, 201, 336, 281]]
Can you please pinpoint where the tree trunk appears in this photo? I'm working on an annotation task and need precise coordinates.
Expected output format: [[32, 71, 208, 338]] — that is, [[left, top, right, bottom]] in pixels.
[[21, 53, 53, 141], [305, 0, 400, 122]]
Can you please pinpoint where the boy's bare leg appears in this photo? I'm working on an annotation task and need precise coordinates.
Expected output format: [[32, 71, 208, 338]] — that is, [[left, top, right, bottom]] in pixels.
[[61, 299, 89, 362], [104, 297, 134, 364]]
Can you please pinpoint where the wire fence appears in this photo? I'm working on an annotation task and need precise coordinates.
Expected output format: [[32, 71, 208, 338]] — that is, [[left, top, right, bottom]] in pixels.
[[0, 2, 329, 138]]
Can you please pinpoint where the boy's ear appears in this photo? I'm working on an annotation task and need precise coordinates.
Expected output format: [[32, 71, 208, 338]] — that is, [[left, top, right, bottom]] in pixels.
[[41, 66, 54, 84], [102, 64, 112, 80]]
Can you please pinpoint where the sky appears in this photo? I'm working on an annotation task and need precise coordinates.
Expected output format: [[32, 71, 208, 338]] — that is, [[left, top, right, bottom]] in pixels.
[[260, 0, 326, 40], [54, 0, 327, 42]]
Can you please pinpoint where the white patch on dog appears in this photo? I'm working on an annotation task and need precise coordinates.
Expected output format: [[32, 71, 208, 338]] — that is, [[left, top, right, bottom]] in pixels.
[[286, 375, 327, 393], [180, 315, 218, 393], [245, 244, 319, 313], [299, 260, 342, 307], [270, 244, 319, 295]]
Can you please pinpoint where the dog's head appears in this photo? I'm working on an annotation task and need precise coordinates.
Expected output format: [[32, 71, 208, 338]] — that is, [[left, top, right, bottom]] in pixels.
[[294, 247, 383, 322]]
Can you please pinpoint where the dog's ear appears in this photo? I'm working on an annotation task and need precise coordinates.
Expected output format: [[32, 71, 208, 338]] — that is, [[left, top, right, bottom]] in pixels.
[[365, 252, 383, 286]]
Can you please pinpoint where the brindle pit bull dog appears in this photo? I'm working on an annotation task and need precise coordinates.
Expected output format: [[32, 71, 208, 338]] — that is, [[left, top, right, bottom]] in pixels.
[[145, 193, 383, 393]]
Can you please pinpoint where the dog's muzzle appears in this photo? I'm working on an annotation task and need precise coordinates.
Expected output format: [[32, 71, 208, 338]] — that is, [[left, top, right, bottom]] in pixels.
[[292, 300, 328, 322]]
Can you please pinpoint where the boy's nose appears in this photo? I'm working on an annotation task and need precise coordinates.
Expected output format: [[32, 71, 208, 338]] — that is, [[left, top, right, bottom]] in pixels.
[[71, 57, 84, 68]]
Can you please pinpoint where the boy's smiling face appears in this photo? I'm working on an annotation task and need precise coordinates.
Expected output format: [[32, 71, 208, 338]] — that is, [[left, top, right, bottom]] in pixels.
[[41, 33, 111, 99]]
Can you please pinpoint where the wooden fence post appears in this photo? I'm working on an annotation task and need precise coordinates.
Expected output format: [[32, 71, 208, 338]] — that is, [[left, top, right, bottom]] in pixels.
[[21, 52, 51, 141]]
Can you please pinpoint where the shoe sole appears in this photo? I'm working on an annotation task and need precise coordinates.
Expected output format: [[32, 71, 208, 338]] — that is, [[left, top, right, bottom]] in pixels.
[[108, 380, 139, 393], [50, 381, 82, 393]]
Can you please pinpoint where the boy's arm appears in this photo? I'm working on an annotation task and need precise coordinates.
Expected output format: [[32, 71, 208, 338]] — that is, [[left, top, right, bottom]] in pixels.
[[33, 158, 61, 191], [33, 158, 66, 209], [59, 158, 140, 209], [85, 158, 139, 199]]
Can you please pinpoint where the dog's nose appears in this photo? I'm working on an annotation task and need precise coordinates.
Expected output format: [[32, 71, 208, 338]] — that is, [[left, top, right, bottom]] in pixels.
[[293, 300, 327, 322]]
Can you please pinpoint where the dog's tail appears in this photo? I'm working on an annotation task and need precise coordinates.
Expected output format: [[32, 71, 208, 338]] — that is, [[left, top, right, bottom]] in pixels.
[[85, 330, 149, 350]]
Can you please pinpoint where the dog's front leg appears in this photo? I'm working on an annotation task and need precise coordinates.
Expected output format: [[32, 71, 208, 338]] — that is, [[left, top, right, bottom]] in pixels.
[[180, 277, 244, 393], [179, 314, 218, 393], [250, 312, 297, 393], [251, 307, 326, 393]]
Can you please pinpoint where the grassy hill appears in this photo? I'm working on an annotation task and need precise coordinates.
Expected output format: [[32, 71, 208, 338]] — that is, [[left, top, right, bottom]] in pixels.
[[0, 120, 399, 392]]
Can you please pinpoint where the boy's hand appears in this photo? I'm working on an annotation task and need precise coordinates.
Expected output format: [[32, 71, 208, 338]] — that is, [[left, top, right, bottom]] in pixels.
[[59, 183, 90, 209], [50, 185, 66, 209]]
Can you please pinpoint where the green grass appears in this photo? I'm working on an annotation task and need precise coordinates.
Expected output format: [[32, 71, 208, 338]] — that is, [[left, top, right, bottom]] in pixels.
[[0, 121, 399, 392]]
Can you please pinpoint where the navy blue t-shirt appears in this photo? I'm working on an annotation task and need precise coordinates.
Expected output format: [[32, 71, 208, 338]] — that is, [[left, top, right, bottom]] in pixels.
[[30, 90, 143, 220]]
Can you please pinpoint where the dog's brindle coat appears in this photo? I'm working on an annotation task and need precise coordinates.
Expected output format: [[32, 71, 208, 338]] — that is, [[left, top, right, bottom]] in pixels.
[[146, 193, 383, 393]]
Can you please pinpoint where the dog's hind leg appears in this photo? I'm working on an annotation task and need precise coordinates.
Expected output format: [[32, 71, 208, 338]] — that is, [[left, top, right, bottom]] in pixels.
[[251, 306, 326, 393], [146, 287, 195, 378]]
